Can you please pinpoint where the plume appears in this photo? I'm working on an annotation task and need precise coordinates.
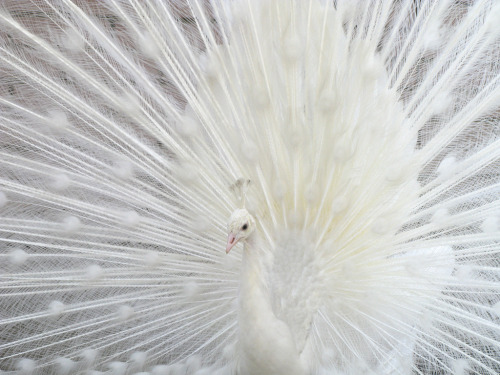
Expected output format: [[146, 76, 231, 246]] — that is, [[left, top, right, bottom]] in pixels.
[[0, 0, 499, 374]]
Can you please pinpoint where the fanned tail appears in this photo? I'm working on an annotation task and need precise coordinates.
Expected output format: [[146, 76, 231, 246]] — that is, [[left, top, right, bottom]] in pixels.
[[0, 0, 499, 374]]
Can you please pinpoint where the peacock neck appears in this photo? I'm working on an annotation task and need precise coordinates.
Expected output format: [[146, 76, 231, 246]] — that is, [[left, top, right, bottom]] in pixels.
[[238, 234, 272, 314], [237, 233, 306, 375]]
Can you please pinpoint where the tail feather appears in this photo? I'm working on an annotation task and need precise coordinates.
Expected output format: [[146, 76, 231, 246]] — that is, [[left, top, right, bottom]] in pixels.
[[0, 0, 499, 374]]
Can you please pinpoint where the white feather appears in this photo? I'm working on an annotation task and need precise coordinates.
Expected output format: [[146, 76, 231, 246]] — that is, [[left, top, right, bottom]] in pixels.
[[0, 0, 499, 374]]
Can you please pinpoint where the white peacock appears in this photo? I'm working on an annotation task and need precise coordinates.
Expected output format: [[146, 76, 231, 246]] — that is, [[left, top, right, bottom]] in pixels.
[[0, 0, 499, 374]]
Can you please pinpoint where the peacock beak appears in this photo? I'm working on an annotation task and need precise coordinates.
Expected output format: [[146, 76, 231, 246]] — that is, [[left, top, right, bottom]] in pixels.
[[226, 233, 239, 254]]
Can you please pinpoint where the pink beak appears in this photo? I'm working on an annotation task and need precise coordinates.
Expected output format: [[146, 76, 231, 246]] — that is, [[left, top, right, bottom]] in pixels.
[[226, 233, 239, 254]]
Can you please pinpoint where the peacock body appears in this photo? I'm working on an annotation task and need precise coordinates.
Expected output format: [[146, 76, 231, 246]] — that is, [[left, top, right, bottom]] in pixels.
[[0, 0, 499, 374]]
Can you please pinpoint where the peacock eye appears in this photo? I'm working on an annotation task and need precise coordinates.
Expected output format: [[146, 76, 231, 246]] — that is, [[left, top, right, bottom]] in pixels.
[[242, 224, 248, 230]]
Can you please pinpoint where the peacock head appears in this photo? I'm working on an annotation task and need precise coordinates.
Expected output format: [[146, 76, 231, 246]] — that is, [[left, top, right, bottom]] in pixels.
[[226, 208, 256, 253]]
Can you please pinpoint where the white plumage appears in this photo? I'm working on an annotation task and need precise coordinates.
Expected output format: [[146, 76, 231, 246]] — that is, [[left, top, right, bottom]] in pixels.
[[0, 0, 499, 374]]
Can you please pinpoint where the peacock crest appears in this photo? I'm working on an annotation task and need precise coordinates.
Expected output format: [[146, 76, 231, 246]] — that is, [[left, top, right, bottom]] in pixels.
[[230, 178, 252, 208]]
